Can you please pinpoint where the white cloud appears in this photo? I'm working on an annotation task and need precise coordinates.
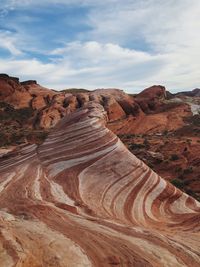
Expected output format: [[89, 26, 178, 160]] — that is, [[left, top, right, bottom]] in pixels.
[[0, 58, 54, 78], [0, 0, 200, 92], [51, 41, 155, 64], [0, 41, 166, 92], [0, 31, 22, 55]]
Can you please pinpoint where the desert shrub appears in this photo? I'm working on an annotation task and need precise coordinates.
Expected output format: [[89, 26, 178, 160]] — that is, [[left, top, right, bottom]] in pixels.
[[175, 166, 182, 173], [182, 180, 190, 186], [163, 159, 169, 164], [23, 130, 49, 144], [0, 106, 33, 123], [170, 154, 179, 161], [190, 115, 200, 126], [0, 112, 10, 120], [143, 138, 150, 148], [185, 189, 200, 201], [183, 166, 193, 174], [34, 131, 48, 143], [0, 102, 13, 109], [148, 163, 154, 169], [16, 108, 33, 121], [119, 134, 136, 139], [155, 158, 163, 164], [186, 138, 192, 144], [129, 143, 145, 150], [0, 132, 7, 146], [171, 178, 185, 189], [9, 131, 25, 144]]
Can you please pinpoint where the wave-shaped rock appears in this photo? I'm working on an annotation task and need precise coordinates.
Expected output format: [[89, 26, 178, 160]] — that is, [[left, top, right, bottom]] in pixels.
[[0, 103, 200, 267]]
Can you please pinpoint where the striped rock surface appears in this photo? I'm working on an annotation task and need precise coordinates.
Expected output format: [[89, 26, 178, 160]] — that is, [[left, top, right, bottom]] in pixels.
[[0, 103, 200, 267]]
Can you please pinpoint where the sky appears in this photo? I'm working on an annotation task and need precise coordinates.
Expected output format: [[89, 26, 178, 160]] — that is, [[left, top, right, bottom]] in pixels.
[[0, 0, 200, 93]]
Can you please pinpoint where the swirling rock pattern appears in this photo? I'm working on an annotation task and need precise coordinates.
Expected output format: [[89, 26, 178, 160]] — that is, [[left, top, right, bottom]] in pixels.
[[0, 103, 200, 267]]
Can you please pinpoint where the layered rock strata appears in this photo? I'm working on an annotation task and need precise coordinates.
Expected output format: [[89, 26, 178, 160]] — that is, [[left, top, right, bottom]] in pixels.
[[0, 103, 200, 266]]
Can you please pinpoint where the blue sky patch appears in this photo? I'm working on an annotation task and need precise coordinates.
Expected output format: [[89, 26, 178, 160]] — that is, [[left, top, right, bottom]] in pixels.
[[0, 0, 199, 93]]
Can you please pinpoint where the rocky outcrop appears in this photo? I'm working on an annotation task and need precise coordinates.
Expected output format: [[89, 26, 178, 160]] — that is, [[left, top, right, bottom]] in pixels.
[[136, 85, 166, 99], [108, 101, 191, 134], [20, 80, 37, 86], [0, 74, 55, 109], [35, 88, 142, 128], [135, 85, 167, 113], [0, 73, 19, 83], [0, 75, 141, 128], [0, 74, 196, 136], [0, 74, 31, 108], [0, 103, 199, 267]]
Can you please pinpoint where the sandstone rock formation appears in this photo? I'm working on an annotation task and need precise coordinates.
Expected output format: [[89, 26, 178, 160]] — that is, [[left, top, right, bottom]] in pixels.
[[0, 74, 56, 109], [0, 74, 32, 108], [0, 75, 191, 134], [135, 85, 166, 113], [0, 74, 199, 203], [0, 103, 199, 267], [108, 101, 191, 134]]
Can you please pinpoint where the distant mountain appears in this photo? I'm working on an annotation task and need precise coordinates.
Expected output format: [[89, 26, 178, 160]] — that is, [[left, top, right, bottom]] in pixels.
[[175, 88, 200, 97]]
